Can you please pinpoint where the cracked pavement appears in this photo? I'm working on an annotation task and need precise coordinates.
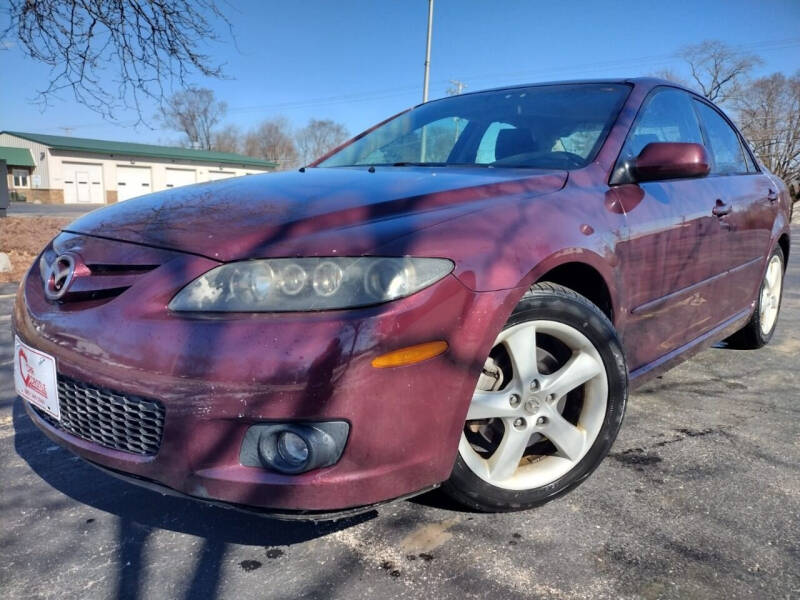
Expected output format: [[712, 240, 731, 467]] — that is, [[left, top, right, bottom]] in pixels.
[[1, 226, 798, 599]]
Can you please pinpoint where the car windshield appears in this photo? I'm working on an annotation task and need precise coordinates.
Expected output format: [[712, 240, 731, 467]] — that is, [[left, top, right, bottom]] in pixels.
[[318, 83, 630, 170]]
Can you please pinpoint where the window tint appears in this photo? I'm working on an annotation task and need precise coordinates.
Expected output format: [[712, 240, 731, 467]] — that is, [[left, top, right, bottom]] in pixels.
[[694, 101, 748, 175], [618, 89, 704, 164]]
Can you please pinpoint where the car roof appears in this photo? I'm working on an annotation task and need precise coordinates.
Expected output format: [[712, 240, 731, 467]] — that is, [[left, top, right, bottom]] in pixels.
[[418, 77, 697, 107]]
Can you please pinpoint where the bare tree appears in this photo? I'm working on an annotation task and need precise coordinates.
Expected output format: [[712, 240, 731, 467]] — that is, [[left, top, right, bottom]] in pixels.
[[2, 0, 230, 122], [212, 124, 243, 154], [159, 87, 226, 150], [295, 119, 349, 165], [650, 68, 691, 88], [678, 40, 762, 104], [738, 72, 800, 186], [244, 118, 298, 169]]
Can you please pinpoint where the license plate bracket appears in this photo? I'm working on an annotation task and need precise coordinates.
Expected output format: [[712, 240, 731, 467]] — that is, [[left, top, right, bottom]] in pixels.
[[13, 336, 61, 421]]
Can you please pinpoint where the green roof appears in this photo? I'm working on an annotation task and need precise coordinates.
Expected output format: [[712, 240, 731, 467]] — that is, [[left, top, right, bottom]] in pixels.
[[0, 146, 35, 167], [1, 131, 277, 169]]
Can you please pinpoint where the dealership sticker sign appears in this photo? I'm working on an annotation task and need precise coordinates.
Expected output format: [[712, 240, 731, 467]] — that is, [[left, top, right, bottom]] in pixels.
[[14, 336, 60, 420]]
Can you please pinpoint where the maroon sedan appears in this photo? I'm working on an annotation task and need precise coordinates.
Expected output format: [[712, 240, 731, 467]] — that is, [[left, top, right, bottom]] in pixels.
[[13, 79, 791, 517]]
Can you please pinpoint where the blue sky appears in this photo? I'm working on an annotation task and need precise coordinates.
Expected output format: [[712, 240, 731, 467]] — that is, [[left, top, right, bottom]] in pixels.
[[1, 0, 799, 146]]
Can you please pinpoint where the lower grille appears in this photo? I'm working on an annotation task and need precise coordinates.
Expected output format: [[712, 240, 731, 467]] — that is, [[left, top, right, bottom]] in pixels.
[[33, 376, 165, 456]]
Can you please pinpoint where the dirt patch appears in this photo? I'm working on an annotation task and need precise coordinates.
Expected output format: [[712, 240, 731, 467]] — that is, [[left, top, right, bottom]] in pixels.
[[0, 217, 70, 283]]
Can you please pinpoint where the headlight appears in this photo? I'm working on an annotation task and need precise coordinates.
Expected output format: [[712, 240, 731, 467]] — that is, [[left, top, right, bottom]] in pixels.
[[168, 257, 454, 312]]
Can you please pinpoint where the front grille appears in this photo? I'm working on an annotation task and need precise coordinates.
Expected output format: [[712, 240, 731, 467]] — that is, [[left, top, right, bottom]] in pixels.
[[33, 376, 165, 456]]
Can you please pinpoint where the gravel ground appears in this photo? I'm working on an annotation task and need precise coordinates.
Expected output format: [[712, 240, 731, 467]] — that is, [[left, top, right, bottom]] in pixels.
[[0, 228, 798, 600], [0, 218, 71, 283], [6, 202, 105, 218]]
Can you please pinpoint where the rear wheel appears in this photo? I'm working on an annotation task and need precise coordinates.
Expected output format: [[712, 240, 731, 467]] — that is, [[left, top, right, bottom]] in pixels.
[[442, 283, 628, 512], [725, 246, 785, 349]]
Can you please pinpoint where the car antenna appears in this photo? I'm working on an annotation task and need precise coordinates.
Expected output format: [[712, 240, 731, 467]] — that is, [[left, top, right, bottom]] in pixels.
[[368, 165, 376, 173], [298, 166, 306, 173]]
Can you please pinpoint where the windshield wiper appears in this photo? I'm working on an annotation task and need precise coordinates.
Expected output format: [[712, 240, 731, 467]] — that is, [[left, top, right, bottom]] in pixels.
[[388, 162, 491, 168]]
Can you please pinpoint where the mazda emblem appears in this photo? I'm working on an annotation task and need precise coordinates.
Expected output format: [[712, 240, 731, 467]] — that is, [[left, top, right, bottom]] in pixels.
[[44, 254, 77, 300]]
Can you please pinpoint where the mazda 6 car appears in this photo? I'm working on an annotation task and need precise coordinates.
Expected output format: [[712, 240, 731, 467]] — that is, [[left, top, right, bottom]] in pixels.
[[13, 78, 791, 517]]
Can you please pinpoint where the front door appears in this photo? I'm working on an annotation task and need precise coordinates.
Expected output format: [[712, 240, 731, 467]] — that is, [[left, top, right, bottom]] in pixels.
[[612, 87, 727, 371]]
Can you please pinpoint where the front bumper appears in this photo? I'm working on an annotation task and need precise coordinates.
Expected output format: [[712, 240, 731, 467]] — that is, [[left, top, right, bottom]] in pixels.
[[14, 235, 518, 511]]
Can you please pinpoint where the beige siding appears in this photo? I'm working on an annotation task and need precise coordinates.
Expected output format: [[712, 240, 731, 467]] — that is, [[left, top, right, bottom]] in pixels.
[[49, 150, 268, 202], [0, 133, 52, 188], [0, 135, 273, 204]]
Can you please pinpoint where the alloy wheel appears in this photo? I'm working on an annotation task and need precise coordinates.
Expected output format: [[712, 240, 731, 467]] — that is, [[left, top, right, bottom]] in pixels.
[[459, 320, 608, 491], [759, 254, 783, 336]]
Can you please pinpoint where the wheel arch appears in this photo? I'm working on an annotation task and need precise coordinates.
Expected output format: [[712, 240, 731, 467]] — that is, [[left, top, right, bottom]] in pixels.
[[778, 232, 790, 267], [516, 250, 618, 326], [535, 262, 615, 323]]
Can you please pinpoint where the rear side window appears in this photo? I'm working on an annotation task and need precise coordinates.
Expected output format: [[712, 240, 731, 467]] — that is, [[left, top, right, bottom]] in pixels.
[[618, 88, 704, 164], [741, 138, 759, 173], [693, 101, 749, 175]]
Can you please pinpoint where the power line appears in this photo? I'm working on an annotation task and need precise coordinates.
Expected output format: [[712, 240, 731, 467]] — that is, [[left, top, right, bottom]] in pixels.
[[224, 36, 800, 115]]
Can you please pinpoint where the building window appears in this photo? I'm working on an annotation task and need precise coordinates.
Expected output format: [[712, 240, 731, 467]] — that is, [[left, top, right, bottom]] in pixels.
[[12, 169, 29, 188]]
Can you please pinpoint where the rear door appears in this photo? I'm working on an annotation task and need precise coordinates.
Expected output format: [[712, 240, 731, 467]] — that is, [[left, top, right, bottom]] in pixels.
[[692, 100, 776, 319], [613, 88, 727, 371]]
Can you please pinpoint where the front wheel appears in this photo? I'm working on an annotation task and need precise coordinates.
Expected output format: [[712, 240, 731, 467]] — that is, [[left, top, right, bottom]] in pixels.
[[442, 283, 628, 512]]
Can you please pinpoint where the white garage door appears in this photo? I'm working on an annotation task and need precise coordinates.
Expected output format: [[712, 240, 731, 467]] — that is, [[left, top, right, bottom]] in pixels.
[[165, 168, 196, 189], [63, 163, 104, 204], [209, 170, 236, 181], [117, 166, 152, 201]]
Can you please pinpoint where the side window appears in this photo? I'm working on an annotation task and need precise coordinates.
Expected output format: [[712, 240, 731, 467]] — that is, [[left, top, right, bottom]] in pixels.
[[475, 122, 515, 163], [618, 88, 704, 164], [694, 101, 748, 175]]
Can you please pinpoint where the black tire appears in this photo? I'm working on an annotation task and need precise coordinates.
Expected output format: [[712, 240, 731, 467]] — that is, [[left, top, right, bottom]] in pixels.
[[442, 282, 628, 512], [724, 246, 785, 350]]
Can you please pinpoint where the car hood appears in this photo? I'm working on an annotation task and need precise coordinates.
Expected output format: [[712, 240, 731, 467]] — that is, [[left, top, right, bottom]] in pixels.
[[64, 166, 567, 261]]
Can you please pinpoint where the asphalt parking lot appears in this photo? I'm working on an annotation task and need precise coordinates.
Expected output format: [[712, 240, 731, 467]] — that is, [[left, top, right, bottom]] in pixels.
[[1, 228, 798, 600]]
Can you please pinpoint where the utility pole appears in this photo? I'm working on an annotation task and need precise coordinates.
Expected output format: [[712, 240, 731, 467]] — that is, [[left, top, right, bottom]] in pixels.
[[422, 0, 434, 103], [420, 0, 434, 162]]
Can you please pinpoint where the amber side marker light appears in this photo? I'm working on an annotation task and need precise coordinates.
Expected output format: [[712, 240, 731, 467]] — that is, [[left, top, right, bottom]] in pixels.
[[371, 341, 449, 368]]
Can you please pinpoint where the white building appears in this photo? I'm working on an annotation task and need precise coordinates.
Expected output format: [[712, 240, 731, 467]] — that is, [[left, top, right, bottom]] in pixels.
[[0, 131, 276, 204]]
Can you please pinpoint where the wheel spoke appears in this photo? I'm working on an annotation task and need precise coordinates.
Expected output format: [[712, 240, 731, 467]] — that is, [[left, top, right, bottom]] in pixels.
[[467, 390, 520, 420], [501, 324, 539, 384], [766, 261, 780, 290], [487, 422, 530, 481], [538, 409, 586, 462], [541, 350, 603, 400]]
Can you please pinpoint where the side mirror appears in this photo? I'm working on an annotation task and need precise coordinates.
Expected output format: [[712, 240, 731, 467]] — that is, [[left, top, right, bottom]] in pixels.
[[632, 142, 710, 182]]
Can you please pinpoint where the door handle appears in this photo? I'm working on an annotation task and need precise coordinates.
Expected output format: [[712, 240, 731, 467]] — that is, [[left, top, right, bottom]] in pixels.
[[767, 188, 779, 202], [712, 200, 731, 217]]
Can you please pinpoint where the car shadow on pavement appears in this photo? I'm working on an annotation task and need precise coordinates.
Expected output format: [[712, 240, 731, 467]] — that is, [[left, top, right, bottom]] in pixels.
[[11, 396, 374, 600]]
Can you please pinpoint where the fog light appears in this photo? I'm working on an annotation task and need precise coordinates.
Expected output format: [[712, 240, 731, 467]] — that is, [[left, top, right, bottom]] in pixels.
[[277, 431, 310, 466], [239, 421, 350, 475]]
